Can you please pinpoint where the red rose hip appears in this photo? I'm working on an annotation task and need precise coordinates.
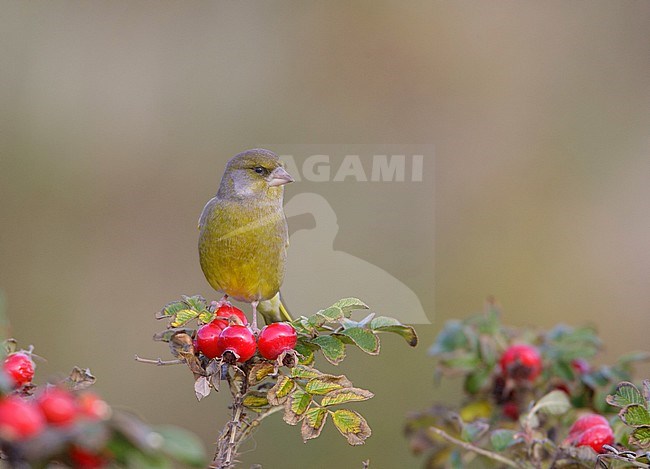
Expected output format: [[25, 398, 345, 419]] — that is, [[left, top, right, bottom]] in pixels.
[[38, 387, 77, 426], [196, 320, 228, 359], [217, 325, 256, 363], [0, 396, 46, 440], [214, 303, 247, 325], [3, 352, 35, 387], [499, 344, 542, 381], [564, 413, 614, 453], [258, 323, 297, 360]]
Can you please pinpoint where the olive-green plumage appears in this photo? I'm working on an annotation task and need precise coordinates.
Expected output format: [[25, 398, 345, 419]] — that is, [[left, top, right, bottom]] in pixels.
[[198, 149, 293, 326]]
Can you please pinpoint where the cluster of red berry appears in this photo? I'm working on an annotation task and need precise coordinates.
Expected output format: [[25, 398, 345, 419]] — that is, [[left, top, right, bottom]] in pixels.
[[0, 351, 110, 467], [194, 303, 297, 363], [497, 343, 614, 453]]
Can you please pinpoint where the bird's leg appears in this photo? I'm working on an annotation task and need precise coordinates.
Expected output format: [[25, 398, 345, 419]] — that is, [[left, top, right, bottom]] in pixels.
[[251, 300, 260, 334]]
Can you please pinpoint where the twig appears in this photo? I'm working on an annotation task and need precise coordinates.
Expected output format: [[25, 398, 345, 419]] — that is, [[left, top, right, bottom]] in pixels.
[[428, 426, 520, 468], [134, 355, 183, 366]]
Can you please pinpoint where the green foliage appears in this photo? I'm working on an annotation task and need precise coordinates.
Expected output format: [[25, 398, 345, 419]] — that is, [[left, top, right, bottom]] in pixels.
[[151, 296, 418, 466], [407, 301, 649, 469]]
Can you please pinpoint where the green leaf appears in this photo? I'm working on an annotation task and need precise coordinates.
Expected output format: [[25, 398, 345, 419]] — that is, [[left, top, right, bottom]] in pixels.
[[242, 391, 270, 410], [330, 409, 371, 445], [369, 316, 418, 347], [267, 376, 295, 405], [155, 425, 207, 468], [606, 381, 646, 408], [620, 404, 650, 427], [311, 335, 346, 365], [284, 390, 312, 425], [490, 429, 518, 451], [301, 407, 328, 441], [181, 295, 208, 313], [321, 388, 374, 407], [629, 426, 650, 448], [156, 300, 187, 319], [464, 368, 490, 394], [305, 375, 353, 395], [170, 309, 199, 327], [291, 365, 322, 380], [532, 390, 571, 416], [337, 328, 380, 355], [429, 321, 468, 355], [329, 298, 369, 316], [125, 450, 172, 469], [461, 420, 488, 443], [443, 352, 481, 371], [294, 341, 316, 365]]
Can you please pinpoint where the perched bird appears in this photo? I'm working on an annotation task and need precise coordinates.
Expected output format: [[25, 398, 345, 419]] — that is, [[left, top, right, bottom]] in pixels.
[[198, 149, 294, 330]]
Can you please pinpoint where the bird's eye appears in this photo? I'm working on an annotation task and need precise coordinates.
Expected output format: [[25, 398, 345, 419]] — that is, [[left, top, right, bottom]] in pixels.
[[253, 166, 268, 175]]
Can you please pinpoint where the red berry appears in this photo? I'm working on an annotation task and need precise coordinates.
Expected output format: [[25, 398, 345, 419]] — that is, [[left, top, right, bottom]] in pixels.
[[564, 413, 614, 453], [70, 446, 108, 469], [217, 325, 256, 363], [571, 358, 590, 375], [77, 392, 111, 420], [499, 344, 542, 381], [0, 396, 46, 440], [502, 401, 519, 421], [37, 387, 77, 426], [214, 303, 248, 325], [196, 320, 228, 359], [258, 323, 297, 360], [3, 352, 35, 387]]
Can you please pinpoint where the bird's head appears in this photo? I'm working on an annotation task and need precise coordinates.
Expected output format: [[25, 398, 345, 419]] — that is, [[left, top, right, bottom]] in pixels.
[[218, 149, 294, 200]]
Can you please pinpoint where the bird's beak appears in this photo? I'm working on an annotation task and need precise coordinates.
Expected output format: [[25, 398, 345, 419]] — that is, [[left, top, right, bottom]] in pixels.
[[268, 167, 295, 187]]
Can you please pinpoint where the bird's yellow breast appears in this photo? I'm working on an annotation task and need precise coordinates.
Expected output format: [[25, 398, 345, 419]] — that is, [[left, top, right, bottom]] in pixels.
[[198, 197, 288, 303]]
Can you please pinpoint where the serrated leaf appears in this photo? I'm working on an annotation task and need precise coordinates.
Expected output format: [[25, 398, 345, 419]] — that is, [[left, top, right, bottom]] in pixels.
[[182, 295, 208, 313], [330, 409, 371, 445], [301, 407, 328, 441], [284, 390, 312, 425], [305, 375, 353, 395], [156, 301, 187, 319], [620, 404, 650, 427], [532, 390, 571, 416], [337, 328, 380, 355], [294, 341, 316, 365], [248, 362, 276, 385], [369, 316, 418, 347], [461, 420, 489, 443], [606, 381, 646, 408], [490, 429, 518, 451], [291, 365, 322, 380], [197, 311, 213, 324], [331, 297, 369, 313], [311, 335, 346, 365], [171, 309, 199, 327], [156, 425, 207, 468], [629, 426, 650, 448], [321, 388, 374, 407], [194, 376, 211, 401], [267, 375, 295, 405], [242, 391, 270, 410]]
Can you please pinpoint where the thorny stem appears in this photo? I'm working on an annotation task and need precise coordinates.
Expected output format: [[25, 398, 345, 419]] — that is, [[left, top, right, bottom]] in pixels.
[[134, 355, 183, 366], [211, 365, 250, 469], [427, 426, 520, 468]]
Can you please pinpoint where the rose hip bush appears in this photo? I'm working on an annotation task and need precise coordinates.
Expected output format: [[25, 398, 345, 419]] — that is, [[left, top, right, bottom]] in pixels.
[[145, 295, 418, 468], [0, 340, 206, 468], [405, 300, 650, 468]]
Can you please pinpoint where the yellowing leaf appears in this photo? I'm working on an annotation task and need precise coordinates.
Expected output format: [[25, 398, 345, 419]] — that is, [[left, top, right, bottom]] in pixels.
[[171, 309, 199, 327], [267, 376, 295, 405], [283, 390, 312, 425], [290, 365, 322, 380], [305, 375, 353, 395], [321, 388, 374, 407], [242, 391, 269, 410], [301, 407, 328, 441], [248, 362, 276, 385], [330, 409, 371, 445]]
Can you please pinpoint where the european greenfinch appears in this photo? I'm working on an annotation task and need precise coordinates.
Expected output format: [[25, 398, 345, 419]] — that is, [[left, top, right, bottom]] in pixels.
[[198, 149, 293, 330]]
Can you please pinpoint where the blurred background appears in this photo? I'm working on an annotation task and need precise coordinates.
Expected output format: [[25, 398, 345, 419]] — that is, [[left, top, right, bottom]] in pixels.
[[1, 2, 649, 467]]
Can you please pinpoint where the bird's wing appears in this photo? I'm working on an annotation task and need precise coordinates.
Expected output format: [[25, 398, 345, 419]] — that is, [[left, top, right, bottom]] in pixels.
[[198, 196, 218, 230]]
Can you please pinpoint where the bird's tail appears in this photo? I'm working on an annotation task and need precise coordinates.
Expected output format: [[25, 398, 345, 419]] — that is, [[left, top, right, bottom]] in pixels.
[[258, 292, 293, 325]]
